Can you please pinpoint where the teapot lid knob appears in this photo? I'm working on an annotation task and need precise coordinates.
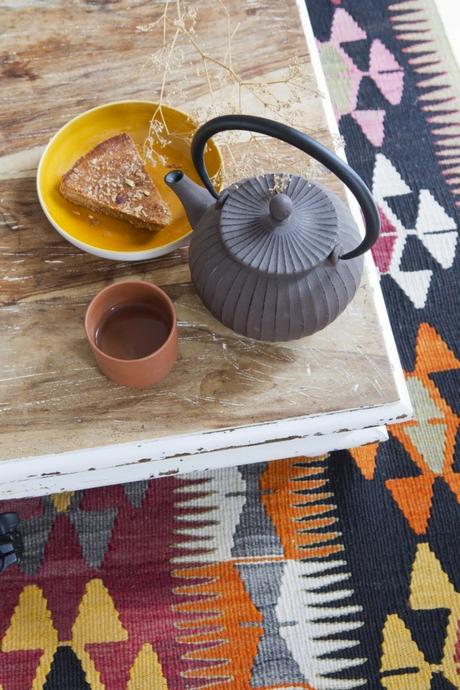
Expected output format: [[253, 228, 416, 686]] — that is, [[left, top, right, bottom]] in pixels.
[[269, 193, 293, 222], [220, 174, 339, 275]]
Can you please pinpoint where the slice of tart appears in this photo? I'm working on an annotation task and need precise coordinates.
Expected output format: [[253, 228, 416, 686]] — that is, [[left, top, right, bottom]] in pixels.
[[60, 133, 171, 230]]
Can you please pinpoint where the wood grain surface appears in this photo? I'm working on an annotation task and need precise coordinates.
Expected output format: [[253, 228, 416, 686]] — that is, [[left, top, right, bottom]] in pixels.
[[0, 0, 399, 462]]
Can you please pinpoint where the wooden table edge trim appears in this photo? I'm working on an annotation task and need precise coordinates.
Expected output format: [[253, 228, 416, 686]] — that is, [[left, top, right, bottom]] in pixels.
[[0, 425, 389, 499], [0, 393, 410, 492]]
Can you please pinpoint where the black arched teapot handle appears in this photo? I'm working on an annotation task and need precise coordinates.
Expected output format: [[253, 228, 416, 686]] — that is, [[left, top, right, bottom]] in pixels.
[[191, 114, 380, 260]]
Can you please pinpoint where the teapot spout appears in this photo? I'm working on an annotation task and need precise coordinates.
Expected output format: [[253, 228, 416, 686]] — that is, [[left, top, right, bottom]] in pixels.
[[164, 170, 215, 228]]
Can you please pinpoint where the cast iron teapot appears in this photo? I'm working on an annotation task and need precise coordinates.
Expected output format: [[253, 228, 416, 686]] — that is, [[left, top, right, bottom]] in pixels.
[[165, 115, 380, 341]]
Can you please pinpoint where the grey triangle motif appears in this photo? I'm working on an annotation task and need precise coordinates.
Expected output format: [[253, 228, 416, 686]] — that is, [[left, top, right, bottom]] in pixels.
[[70, 507, 117, 568], [238, 561, 305, 686], [19, 509, 56, 576], [232, 464, 283, 557], [123, 480, 149, 508]]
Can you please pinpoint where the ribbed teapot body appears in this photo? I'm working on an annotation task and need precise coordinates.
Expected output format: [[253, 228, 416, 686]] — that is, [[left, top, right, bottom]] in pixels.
[[189, 187, 364, 342]]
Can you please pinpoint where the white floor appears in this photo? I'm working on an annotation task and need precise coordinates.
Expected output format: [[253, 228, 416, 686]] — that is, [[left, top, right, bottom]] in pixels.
[[435, 0, 460, 66]]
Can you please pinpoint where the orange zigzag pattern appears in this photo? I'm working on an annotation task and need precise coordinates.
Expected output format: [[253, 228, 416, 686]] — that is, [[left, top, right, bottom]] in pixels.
[[173, 561, 263, 689], [171, 458, 342, 688], [260, 457, 343, 560]]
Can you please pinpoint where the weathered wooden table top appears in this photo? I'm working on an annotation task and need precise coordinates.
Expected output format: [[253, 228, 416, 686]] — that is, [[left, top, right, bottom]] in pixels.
[[0, 0, 405, 464]]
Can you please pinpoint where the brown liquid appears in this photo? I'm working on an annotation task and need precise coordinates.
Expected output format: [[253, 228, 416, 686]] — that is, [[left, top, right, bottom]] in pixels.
[[95, 303, 170, 360]]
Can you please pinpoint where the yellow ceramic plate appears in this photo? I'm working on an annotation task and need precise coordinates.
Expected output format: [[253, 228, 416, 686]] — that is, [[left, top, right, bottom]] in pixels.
[[37, 101, 223, 261]]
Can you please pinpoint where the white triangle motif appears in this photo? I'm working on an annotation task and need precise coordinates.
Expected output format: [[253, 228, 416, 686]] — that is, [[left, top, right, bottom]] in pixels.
[[372, 154, 411, 200], [415, 190, 457, 234], [406, 378, 445, 423], [406, 424, 447, 473], [393, 269, 432, 309], [420, 231, 458, 269]]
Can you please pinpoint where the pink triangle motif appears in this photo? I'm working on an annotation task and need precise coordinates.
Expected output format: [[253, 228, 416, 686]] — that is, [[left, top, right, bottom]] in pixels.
[[330, 8, 366, 45], [370, 39, 402, 72], [351, 109, 386, 146], [369, 40, 404, 105], [455, 619, 460, 673], [371, 208, 398, 274], [373, 70, 405, 105], [372, 235, 397, 274], [378, 207, 398, 235]]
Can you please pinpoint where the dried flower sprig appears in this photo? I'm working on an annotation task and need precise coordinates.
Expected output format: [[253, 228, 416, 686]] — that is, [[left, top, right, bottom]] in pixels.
[[139, 0, 330, 184], [268, 173, 292, 196]]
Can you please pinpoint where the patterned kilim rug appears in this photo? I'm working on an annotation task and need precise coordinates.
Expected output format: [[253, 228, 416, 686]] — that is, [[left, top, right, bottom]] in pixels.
[[1, 0, 460, 688]]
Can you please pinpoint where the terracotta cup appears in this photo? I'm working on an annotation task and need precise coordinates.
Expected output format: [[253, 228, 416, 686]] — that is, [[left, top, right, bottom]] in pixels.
[[85, 280, 177, 388]]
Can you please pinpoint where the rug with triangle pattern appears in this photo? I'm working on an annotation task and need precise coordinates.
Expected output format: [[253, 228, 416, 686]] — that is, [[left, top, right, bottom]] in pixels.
[[1, 0, 459, 688]]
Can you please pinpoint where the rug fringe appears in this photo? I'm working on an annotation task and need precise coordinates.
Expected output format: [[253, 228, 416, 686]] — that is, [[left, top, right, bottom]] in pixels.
[[390, 0, 460, 201]]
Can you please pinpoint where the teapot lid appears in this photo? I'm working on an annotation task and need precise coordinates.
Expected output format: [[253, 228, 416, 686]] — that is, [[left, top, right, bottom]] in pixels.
[[220, 174, 339, 275]]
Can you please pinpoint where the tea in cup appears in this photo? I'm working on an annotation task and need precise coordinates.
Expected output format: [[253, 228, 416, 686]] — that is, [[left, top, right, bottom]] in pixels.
[[85, 280, 177, 388]]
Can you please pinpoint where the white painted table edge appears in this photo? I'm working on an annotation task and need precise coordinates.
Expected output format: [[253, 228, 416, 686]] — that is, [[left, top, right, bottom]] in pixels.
[[1, 391, 408, 498], [0, 425, 390, 499]]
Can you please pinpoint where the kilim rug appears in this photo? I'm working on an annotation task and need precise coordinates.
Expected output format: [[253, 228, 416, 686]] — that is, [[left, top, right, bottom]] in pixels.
[[1, 0, 460, 688]]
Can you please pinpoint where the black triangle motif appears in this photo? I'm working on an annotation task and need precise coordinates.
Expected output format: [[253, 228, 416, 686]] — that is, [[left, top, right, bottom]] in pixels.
[[385, 193, 419, 229], [404, 609, 449, 665], [430, 671, 458, 690], [376, 435, 422, 481], [341, 38, 373, 71], [44, 646, 91, 690], [429, 370, 460, 416], [399, 235, 439, 272], [356, 75, 389, 110]]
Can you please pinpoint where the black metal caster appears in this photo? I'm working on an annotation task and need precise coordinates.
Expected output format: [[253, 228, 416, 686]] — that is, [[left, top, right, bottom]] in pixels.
[[0, 512, 22, 574]]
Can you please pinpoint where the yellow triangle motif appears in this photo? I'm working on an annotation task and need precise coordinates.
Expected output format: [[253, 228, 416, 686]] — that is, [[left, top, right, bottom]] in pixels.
[[72, 578, 128, 645], [51, 491, 74, 512], [1, 585, 59, 690], [410, 543, 456, 610], [380, 614, 433, 690], [127, 643, 169, 690], [1, 585, 58, 652], [409, 544, 460, 686], [380, 545, 460, 689]]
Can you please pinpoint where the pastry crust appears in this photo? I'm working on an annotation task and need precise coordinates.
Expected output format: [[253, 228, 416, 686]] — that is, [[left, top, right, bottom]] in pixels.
[[60, 133, 172, 230]]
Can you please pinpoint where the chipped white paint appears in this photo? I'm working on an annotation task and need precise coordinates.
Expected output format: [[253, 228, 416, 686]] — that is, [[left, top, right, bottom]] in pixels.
[[0, 426, 388, 499]]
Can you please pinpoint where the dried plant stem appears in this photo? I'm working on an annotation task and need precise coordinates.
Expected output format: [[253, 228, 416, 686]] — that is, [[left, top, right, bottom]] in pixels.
[[141, 0, 323, 183]]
